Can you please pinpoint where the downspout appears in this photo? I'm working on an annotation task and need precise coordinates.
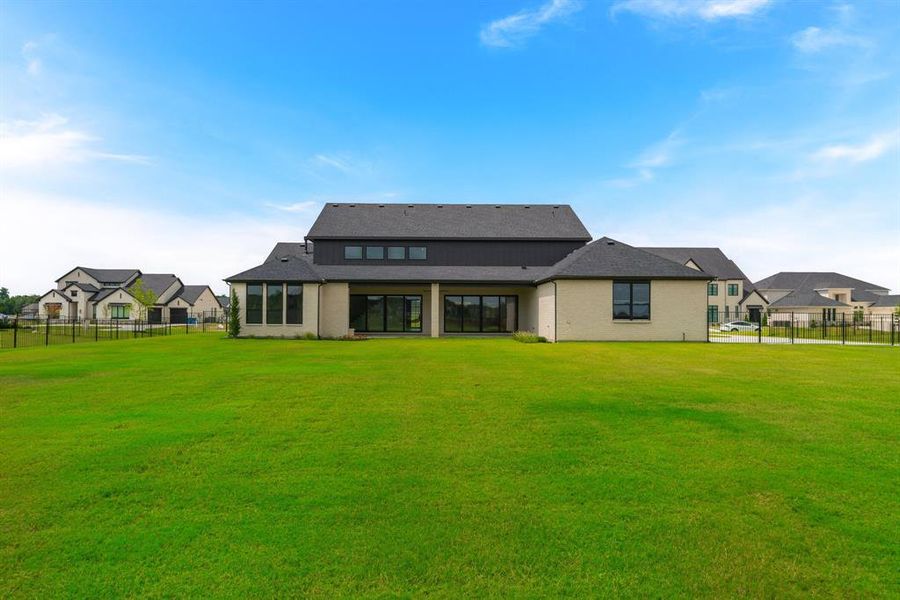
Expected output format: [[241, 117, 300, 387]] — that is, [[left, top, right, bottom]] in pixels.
[[317, 282, 322, 339], [553, 280, 558, 343]]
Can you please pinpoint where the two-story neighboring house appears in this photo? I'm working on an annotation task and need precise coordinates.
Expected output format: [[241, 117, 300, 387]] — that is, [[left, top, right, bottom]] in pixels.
[[754, 272, 896, 321], [639, 247, 768, 324], [225, 203, 712, 341], [38, 267, 222, 322]]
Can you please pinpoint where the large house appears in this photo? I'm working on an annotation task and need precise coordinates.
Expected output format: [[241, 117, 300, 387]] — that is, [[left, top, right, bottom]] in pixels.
[[754, 272, 897, 321], [38, 267, 222, 323], [639, 247, 768, 324], [225, 203, 712, 341]]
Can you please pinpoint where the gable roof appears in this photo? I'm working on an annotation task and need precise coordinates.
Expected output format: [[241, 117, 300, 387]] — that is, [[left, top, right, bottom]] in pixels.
[[62, 282, 100, 293], [265, 242, 313, 263], [92, 287, 139, 303], [537, 237, 712, 283], [134, 274, 181, 297], [225, 255, 323, 283], [769, 290, 847, 308], [639, 247, 748, 281], [754, 272, 889, 293], [170, 285, 217, 306], [40, 289, 74, 303], [56, 267, 140, 284], [306, 203, 592, 241]]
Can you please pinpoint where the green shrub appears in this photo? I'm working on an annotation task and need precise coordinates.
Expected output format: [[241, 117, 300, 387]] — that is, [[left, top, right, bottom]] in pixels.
[[512, 330, 547, 343]]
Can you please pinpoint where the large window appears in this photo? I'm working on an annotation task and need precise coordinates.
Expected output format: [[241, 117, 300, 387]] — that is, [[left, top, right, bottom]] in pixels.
[[246, 284, 263, 324], [349, 295, 422, 332], [266, 283, 283, 324], [365, 246, 384, 260], [344, 246, 363, 259], [110, 304, 130, 320], [408, 246, 427, 260], [708, 283, 718, 296], [443, 295, 517, 333], [613, 281, 650, 320], [708, 305, 719, 324], [387, 246, 405, 260], [286, 284, 302, 324], [727, 283, 739, 296]]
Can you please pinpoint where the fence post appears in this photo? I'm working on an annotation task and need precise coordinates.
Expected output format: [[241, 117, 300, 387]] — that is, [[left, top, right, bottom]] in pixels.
[[892, 318, 895, 346], [45, 318, 50, 346], [758, 315, 762, 344], [72, 318, 76, 343], [149, 319, 153, 337], [841, 313, 846, 345], [790, 312, 794, 344], [116, 319, 119, 339], [13, 317, 18, 348]]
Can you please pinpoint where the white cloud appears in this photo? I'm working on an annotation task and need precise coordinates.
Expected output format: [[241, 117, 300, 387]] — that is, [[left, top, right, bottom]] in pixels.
[[21, 40, 41, 76], [606, 131, 682, 187], [611, 0, 770, 22], [791, 26, 868, 53], [310, 153, 353, 173], [480, 0, 582, 48], [812, 130, 900, 163], [264, 201, 319, 213], [0, 190, 312, 295], [0, 114, 151, 169]]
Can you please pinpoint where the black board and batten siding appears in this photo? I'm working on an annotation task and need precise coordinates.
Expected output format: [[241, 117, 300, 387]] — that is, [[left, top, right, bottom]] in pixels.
[[312, 240, 585, 267]]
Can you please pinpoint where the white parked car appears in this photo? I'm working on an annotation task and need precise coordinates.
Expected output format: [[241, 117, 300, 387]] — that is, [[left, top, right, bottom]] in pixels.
[[719, 320, 760, 332]]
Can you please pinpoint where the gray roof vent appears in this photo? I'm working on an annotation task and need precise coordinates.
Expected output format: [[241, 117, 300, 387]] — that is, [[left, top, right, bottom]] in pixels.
[[280, 257, 289, 262], [606, 241, 615, 245]]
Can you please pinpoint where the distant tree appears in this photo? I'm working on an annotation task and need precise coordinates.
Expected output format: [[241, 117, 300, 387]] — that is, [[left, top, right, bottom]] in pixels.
[[0, 287, 41, 315], [228, 289, 241, 338], [894, 303, 900, 317], [129, 278, 158, 320]]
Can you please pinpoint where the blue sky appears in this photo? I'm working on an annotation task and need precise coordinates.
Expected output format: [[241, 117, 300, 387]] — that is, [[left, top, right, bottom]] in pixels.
[[1, 0, 898, 294]]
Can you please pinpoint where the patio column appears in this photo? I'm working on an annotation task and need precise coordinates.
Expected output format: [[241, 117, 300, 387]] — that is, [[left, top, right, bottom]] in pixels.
[[430, 283, 440, 338]]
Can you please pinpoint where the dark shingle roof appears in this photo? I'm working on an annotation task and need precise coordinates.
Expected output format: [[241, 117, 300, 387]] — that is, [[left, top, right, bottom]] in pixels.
[[537, 237, 711, 283], [91, 288, 137, 302], [769, 290, 847, 308], [40, 289, 73, 303], [64, 282, 100, 293], [639, 247, 748, 281], [265, 242, 313, 263], [134, 274, 180, 297], [225, 256, 323, 283], [58, 267, 140, 284], [314, 264, 548, 284], [174, 285, 214, 305], [870, 294, 900, 308], [754, 272, 889, 293], [306, 203, 592, 241]]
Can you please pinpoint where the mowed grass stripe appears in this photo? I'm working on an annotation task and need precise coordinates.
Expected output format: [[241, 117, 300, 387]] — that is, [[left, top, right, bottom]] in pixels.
[[1, 336, 898, 597]]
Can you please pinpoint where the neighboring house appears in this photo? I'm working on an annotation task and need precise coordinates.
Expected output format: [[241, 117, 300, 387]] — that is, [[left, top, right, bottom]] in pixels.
[[225, 203, 711, 341], [640, 247, 767, 324], [754, 272, 894, 321], [37, 266, 223, 321], [19, 303, 39, 318]]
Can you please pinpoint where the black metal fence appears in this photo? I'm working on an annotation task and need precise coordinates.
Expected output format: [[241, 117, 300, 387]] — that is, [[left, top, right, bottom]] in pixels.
[[708, 310, 899, 346], [0, 312, 225, 350]]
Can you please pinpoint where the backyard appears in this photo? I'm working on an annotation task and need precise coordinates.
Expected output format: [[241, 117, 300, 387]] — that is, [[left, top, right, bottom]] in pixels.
[[1, 335, 898, 597]]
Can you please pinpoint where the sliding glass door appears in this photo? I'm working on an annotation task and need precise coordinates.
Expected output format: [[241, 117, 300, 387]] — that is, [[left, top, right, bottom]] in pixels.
[[443, 295, 517, 333], [349, 295, 423, 333]]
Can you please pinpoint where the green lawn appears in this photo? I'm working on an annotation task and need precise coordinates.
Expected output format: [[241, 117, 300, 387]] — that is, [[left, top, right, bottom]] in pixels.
[[1, 336, 898, 597]]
